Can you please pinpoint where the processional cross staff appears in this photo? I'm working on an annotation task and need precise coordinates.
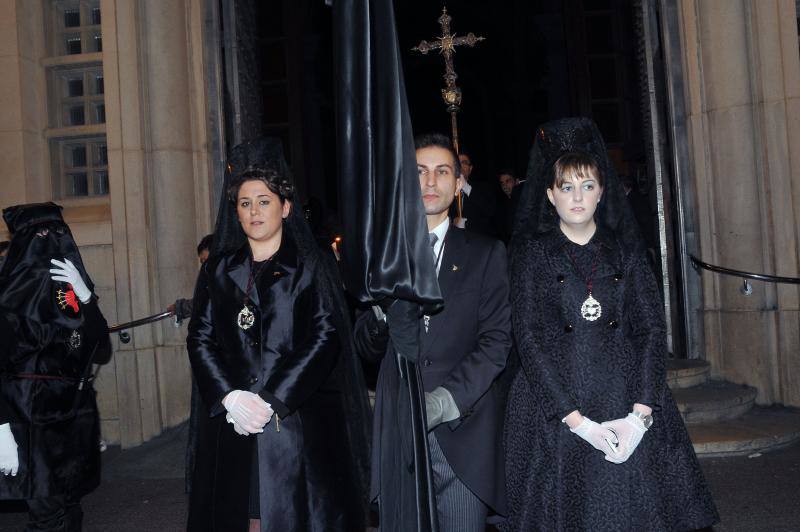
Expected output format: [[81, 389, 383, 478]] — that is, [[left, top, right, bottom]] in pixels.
[[412, 6, 484, 217]]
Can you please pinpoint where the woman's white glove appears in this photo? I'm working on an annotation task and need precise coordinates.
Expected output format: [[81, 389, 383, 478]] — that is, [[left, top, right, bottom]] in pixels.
[[570, 416, 621, 457], [225, 413, 251, 436], [0, 424, 19, 476], [49, 258, 92, 303], [222, 390, 273, 434], [601, 413, 647, 463]]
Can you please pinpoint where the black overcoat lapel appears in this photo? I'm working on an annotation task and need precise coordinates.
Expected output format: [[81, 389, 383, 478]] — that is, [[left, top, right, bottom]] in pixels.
[[225, 246, 258, 306]]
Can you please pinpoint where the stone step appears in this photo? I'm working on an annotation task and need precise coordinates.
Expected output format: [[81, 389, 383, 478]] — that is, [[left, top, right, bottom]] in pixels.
[[672, 380, 758, 424], [689, 406, 800, 458], [666, 358, 710, 389]]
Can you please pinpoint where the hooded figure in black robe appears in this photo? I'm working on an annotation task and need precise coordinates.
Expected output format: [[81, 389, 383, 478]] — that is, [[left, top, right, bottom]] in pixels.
[[185, 138, 371, 532], [502, 118, 719, 531], [0, 202, 112, 530]]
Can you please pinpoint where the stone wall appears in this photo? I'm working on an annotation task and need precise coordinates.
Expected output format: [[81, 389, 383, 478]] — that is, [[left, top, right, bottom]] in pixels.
[[678, 0, 800, 406]]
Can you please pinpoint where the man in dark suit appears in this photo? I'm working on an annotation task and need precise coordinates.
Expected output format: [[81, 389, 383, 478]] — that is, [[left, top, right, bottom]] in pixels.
[[452, 150, 498, 238], [355, 133, 511, 531], [495, 170, 520, 243]]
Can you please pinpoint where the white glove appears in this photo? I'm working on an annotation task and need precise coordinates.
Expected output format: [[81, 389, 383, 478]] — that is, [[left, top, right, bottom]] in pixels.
[[222, 390, 273, 434], [225, 413, 250, 436], [0, 424, 19, 476], [601, 413, 648, 463], [425, 387, 460, 431], [570, 416, 621, 458], [49, 258, 92, 303]]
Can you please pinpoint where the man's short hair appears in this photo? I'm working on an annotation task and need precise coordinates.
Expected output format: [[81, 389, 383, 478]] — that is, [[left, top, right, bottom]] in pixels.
[[414, 133, 462, 178], [197, 234, 213, 256]]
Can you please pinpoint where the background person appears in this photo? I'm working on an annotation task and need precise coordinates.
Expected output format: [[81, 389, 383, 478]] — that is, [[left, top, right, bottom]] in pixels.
[[451, 150, 498, 238], [495, 170, 519, 243], [168, 234, 213, 322]]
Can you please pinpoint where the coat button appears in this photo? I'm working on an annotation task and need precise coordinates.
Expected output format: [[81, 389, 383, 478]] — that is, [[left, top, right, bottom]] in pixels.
[[249, 339, 259, 347], [423, 358, 432, 367], [608, 320, 618, 329], [249, 375, 258, 384], [614, 273, 623, 281], [557, 274, 565, 283], [564, 324, 573, 333]]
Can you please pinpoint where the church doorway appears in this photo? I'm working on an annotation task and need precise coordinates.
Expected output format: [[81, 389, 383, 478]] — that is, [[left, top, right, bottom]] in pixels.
[[205, 0, 699, 358]]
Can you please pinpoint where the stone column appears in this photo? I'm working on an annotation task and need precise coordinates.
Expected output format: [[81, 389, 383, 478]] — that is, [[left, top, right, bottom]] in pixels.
[[140, 0, 203, 433], [102, 0, 213, 446], [679, 0, 800, 406], [0, 0, 47, 211]]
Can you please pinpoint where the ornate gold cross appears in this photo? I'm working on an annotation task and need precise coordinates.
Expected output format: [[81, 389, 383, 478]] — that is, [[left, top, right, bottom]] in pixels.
[[412, 6, 484, 155]]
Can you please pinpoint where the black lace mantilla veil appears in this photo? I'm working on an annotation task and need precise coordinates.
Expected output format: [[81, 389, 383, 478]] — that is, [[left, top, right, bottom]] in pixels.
[[209, 137, 372, 516], [513, 117, 643, 249]]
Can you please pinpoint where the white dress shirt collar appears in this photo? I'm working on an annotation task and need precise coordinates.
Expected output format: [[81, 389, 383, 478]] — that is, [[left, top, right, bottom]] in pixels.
[[430, 217, 449, 256]]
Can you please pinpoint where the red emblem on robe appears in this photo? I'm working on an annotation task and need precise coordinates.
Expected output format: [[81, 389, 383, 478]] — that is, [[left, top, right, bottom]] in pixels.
[[56, 283, 80, 313]]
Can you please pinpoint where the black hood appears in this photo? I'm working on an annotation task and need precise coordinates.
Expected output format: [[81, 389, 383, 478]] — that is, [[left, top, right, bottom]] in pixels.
[[0, 202, 96, 331]]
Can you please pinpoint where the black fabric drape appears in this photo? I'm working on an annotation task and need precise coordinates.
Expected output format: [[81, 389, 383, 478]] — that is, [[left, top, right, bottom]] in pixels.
[[333, 1, 442, 531], [332, 0, 441, 308]]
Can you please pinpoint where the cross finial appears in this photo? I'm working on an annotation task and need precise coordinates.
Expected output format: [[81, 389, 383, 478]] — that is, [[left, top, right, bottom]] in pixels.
[[411, 6, 484, 156]]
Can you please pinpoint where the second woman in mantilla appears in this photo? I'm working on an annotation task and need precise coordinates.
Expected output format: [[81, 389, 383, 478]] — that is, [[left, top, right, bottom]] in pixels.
[[186, 139, 370, 532]]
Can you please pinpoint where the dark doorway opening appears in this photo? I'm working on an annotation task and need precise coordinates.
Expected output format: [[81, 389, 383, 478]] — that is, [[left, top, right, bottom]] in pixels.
[[212, 0, 691, 356]]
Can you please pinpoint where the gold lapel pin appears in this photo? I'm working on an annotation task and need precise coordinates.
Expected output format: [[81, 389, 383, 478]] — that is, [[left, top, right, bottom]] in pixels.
[[452, 264, 459, 271], [273, 271, 282, 277]]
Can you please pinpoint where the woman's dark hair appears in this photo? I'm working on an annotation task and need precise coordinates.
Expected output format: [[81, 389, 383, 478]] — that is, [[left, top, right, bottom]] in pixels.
[[551, 151, 604, 188], [227, 164, 295, 204]]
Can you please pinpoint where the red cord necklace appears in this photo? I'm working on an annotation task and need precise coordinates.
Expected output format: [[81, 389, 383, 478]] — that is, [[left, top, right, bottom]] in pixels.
[[566, 245, 603, 321]]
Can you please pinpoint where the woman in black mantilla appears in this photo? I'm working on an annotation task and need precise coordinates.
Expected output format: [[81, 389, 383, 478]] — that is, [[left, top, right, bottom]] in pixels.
[[0, 202, 112, 531], [186, 139, 370, 532], [502, 118, 718, 531]]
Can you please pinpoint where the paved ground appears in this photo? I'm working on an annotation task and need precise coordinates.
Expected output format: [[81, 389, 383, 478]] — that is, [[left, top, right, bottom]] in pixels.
[[0, 422, 798, 531]]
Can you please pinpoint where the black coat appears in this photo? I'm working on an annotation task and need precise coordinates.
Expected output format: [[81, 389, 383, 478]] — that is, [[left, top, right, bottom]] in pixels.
[[453, 181, 499, 238], [358, 227, 512, 516], [187, 238, 364, 532], [503, 227, 719, 531], [0, 300, 111, 500]]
